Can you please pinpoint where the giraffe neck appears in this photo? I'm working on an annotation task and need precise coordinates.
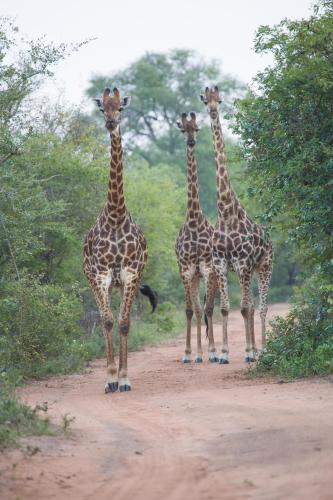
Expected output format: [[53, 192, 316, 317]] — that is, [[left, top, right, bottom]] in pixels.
[[211, 114, 235, 220], [186, 144, 201, 218], [105, 130, 127, 224]]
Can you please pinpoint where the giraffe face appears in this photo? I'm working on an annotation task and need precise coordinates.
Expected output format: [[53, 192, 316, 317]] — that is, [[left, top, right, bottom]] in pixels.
[[94, 87, 131, 133], [177, 112, 199, 147], [200, 86, 221, 121]]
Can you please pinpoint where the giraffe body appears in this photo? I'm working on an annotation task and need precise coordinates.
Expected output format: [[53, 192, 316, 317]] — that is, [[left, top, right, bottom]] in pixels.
[[83, 87, 149, 393], [201, 87, 273, 363], [175, 113, 218, 363]]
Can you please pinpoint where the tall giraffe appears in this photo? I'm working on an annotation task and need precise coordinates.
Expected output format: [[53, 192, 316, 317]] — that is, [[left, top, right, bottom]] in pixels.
[[200, 87, 273, 363], [83, 87, 157, 393], [176, 112, 218, 363]]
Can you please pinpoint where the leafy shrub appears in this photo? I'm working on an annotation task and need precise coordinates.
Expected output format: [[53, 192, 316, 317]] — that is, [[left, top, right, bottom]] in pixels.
[[257, 275, 333, 378], [0, 275, 87, 379]]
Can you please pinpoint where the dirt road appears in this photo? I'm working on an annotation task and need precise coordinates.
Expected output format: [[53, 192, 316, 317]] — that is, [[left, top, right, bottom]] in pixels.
[[1, 303, 333, 500]]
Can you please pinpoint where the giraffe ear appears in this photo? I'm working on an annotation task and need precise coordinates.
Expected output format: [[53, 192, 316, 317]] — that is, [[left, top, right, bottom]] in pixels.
[[120, 96, 131, 109], [200, 94, 207, 104], [176, 121, 185, 132], [93, 98, 104, 112]]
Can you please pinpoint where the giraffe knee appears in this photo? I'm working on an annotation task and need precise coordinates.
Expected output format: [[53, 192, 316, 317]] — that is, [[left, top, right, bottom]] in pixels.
[[241, 306, 250, 318], [185, 308, 193, 319], [104, 318, 114, 330], [119, 321, 130, 336], [260, 306, 268, 319], [221, 308, 229, 317], [205, 306, 213, 318]]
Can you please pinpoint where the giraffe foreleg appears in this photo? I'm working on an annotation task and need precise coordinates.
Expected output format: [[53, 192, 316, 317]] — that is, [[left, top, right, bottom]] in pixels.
[[91, 278, 118, 393], [215, 260, 230, 364], [181, 274, 194, 363], [200, 264, 218, 362], [191, 275, 203, 363], [118, 273, 138, 392]]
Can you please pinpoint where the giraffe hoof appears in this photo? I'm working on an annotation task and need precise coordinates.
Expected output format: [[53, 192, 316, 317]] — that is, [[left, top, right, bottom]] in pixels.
[[182, 356, 191, 364], [245, 356, 255, 363], [209, 354, 219, 363], [219, 358, 229, 365], [105, 382, 118, 393], [119, 384, 131, 392], [194, 356, 203, 363]]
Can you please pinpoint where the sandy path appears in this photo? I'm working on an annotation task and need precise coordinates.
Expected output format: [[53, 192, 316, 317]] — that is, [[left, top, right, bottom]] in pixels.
[[1, 303, 333, 500]]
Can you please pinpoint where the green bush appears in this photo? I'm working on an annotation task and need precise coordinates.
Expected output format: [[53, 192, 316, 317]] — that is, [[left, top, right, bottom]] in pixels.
[[0, 275, 88, 379], [235, 2, 333, 379], [257, 276, 333, 378]]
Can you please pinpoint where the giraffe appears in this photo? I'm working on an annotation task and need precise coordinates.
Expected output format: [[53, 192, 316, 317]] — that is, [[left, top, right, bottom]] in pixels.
[[83, 87, 157, 393], [200, 86, 273, 363], [175, 112, 219, 364]]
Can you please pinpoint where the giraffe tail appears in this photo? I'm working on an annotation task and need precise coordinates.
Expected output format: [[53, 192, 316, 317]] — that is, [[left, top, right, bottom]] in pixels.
[[203, 293, 209, 338], [140, 284, 158, 313]]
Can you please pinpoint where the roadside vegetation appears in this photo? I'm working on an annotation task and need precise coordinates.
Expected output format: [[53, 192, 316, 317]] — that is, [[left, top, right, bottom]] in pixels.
[[235, 0, 333, 378]]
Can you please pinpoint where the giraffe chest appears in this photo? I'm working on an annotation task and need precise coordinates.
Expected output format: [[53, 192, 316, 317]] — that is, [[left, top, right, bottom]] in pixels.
[[176, 223, 213, 265], [87, 222, 147, 284]]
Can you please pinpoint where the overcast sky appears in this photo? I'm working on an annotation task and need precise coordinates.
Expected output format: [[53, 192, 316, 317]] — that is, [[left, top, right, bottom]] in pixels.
[[2, 0, 314, 106]]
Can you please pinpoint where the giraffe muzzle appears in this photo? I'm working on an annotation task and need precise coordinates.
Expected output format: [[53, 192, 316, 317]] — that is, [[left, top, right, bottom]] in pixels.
[[105, 120, 117, 130]]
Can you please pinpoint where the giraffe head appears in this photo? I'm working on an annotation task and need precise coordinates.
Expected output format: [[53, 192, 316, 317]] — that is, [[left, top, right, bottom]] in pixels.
[[94, 87, 131, 133], [177, 112, 199, 147], [200, 86, 221, 121]]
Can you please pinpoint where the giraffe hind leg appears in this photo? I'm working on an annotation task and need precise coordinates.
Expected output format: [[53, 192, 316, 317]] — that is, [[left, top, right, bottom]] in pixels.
[[257, 261, 273, 351]]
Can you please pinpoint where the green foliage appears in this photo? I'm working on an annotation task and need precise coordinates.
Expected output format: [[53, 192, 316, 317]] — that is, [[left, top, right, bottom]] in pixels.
[[257, 275, 333, 378], [235, 1, 333, 377], [235, 3, 333, 264], [127, 303, 184, 352], [0, 276, 87, 379]]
